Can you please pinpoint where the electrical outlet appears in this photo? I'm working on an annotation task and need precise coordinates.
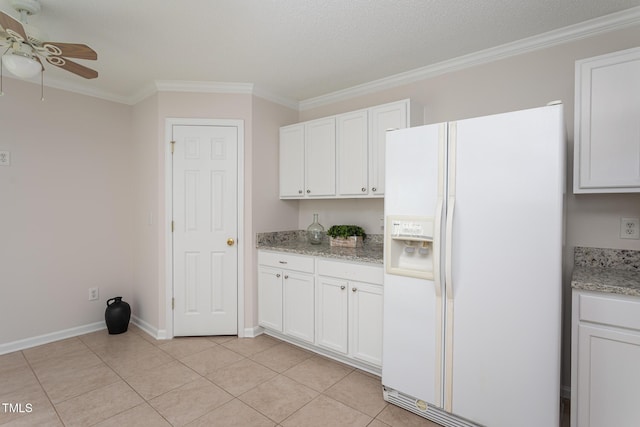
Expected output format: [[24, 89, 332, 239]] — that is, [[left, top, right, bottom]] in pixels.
[[620, 217, 640, 239], [0, 151, 10, 166], [89, 287, 99, 301]]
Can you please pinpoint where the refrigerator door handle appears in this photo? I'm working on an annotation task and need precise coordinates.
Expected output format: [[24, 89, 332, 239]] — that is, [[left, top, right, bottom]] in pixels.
[[433, 197, 445, 298], [445, 196, 455, 301]]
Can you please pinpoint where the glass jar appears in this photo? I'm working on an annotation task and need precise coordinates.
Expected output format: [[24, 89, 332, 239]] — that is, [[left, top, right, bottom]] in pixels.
[[306, 213, 325, 245]]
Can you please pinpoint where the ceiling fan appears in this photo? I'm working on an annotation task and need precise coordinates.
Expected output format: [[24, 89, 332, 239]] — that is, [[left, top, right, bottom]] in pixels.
[[0, 0, 98, 80]]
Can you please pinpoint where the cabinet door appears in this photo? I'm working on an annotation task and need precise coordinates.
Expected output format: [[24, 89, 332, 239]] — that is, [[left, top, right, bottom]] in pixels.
[[316, 276, 348, 354], [349, 281, 383, 367], [257, 267, 283, 331], [305, 117, 336, 197], [280, 124, 305, 198], [369, 101, 408, 196], [574, 48, 640, 193], [576, 323, 640, 427], [283, 272, 315, 343], [337, 110, 369, 196]]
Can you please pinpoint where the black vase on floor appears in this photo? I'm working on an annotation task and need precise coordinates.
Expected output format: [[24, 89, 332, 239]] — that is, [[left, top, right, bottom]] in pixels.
[[105, 297, 131, 334]]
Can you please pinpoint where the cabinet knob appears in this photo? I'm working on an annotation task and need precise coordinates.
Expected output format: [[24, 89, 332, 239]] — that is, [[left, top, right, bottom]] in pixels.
[[298, 190, 303, 194], [361, 187, 366, 192], [340, 285, 346, 290], [352, 287, 357, 292], [372, 187, 377, 192], [284, 275, 289, 279], [306, 189, 310, 193], [276, 273, 281, 278]]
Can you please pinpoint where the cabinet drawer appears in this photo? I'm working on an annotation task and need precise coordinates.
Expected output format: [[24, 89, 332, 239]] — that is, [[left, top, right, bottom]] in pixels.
[[318, 259, 383, 285], [258, 251, 314, 273], [579, 292, 640, 331]]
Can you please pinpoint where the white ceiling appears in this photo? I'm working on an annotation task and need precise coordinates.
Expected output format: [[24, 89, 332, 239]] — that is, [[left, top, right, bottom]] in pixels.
[[1, 0, 640, 106]]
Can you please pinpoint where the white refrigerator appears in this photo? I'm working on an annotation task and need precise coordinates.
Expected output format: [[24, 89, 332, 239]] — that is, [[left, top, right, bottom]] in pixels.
[[382, 104, 564, 427]]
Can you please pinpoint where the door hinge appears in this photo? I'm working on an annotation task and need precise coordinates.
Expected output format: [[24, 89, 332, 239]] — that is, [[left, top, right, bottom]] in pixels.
[[172, 297, 174, 310], [170, 140, 176, 154], [171, 220, 174, 232]]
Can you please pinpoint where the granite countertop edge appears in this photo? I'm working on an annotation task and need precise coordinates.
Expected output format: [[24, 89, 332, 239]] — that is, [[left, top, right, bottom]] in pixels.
[[571, 266, 640, 297], [256, 231, 383, 264]]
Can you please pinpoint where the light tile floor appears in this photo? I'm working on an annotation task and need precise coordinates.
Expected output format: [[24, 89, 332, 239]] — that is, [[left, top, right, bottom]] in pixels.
[[0, 325, 443, 427]]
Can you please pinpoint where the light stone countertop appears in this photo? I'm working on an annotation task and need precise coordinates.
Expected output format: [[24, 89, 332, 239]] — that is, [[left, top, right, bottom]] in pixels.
[[256, 230, 383, 264], [571, 246, 640, 297], [571, 266, 640, 297]]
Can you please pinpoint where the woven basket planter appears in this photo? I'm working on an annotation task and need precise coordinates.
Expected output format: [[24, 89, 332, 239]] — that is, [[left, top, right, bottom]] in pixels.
[[329, 236, 363, 248]]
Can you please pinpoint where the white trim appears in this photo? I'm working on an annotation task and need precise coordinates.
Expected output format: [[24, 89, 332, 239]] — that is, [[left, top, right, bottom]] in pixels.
[[298, 6, 640, 110], [0, 322, 105, 355], [243, 326, 264, 338], [130, 315, 165, 340], [153, 81, 300, 110], [155, 80, 254, 94], [164, 118, 245, 339]]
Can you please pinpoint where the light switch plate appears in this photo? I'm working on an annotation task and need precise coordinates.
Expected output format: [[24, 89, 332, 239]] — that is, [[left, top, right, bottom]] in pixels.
[[0, 151, 10, 166]]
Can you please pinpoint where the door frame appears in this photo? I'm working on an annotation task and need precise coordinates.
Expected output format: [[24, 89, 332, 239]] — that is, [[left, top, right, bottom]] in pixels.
[[164, 118, 245, 339]]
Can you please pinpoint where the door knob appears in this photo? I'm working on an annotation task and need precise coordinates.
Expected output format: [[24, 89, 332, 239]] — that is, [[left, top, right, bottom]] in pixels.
[[227, 238, 235, 246]]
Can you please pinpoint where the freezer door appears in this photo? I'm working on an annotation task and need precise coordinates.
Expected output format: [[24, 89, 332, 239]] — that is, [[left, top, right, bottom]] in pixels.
[[382, 123, 447, 407], [444, 105, 564, 427]]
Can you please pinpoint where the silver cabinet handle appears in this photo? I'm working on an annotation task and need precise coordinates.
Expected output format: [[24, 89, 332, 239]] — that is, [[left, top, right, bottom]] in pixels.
[[306, 189, 311, 193], [352, 287, 357, 292], [279, 261, 288, 264], [361, 187, 366, 192], [340, 285, 345, 290], [298, 190, 303, 194], [372, 187, 377, 192], [284, 275, 289, 279], [276, 273, 281, 278]]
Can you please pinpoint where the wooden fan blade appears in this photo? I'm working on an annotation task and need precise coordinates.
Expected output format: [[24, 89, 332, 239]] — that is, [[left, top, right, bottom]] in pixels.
[[0, 10, 28, 41], [47, 57, 98, 79], [43, 42, 97, 60]]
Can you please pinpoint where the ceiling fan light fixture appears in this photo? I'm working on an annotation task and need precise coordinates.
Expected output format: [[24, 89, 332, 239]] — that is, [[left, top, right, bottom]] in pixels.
[[2, 51, 40, 78]]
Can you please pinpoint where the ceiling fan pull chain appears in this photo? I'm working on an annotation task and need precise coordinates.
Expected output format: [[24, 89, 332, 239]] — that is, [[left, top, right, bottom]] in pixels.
[[40, 68, 44, 101]]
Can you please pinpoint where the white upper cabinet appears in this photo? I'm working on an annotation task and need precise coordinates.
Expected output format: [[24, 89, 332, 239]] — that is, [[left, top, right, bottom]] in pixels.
[[281, 99, 422, 199], [305, 117, 336, 197], [368, 100, 412, 196], [279, 124, 305, 197], [279, 118, 336, 198], [574, 47, 640, 193], [337, 109, 369, 196]]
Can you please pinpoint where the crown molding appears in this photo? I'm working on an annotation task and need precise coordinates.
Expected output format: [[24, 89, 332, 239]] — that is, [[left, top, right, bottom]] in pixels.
[[299, 6, 640, 111]]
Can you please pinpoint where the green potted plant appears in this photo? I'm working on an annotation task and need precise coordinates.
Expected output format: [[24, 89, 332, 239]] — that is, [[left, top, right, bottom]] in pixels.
[[326, 225, 366, 248]]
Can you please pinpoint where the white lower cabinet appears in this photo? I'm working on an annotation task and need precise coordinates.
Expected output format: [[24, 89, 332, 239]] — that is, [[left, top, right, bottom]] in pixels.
[[316, 259, 384, 368], [258, 250, 383, 372], [283, 272, 315, 343], [258, 251, 314, 343], [257, 266, 284, 332], [571, 290, 640, 427], [349, 281, 383, 366]]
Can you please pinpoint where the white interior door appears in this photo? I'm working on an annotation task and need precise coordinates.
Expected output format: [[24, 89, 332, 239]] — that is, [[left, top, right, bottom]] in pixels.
[[172, 124, 238, 336]]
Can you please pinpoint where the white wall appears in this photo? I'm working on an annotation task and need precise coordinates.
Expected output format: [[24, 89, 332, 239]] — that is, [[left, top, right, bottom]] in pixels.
[[131, 94, 160, 334], [250, 96, 300, 328], [0, 78, 133, 349]]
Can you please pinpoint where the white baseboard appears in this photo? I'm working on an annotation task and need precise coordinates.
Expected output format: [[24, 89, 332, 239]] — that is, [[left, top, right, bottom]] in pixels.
[[130, 315, 168, 340], [243, 325, 264, 338], [0, 321, 106, 355]]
